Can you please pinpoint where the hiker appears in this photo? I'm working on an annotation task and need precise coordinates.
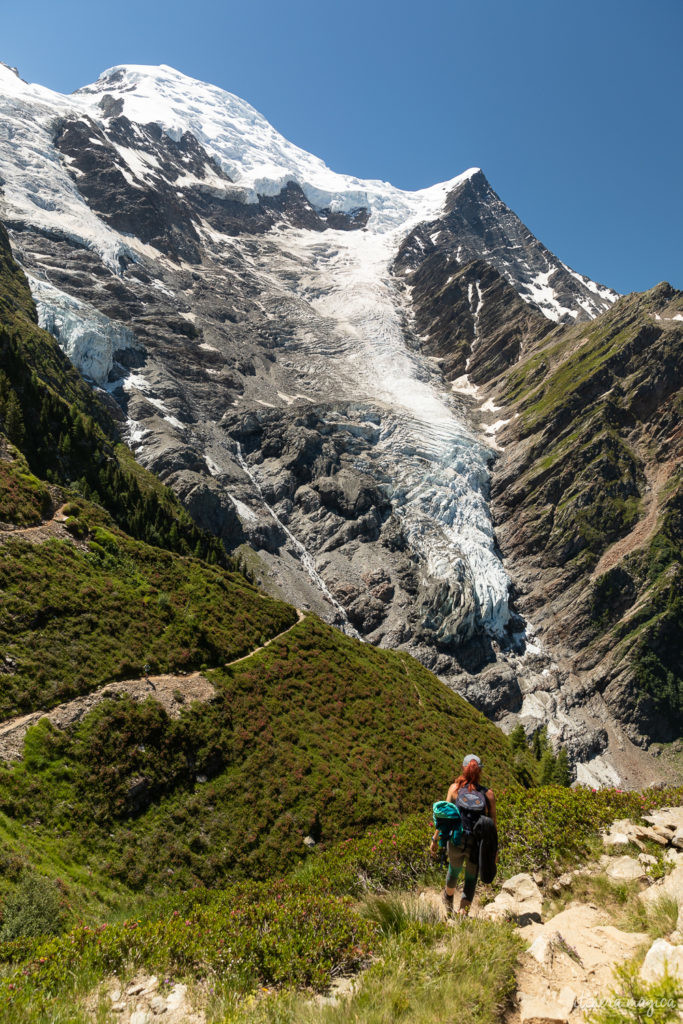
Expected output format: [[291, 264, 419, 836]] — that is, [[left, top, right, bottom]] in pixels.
[[430, 753, 497, 917]]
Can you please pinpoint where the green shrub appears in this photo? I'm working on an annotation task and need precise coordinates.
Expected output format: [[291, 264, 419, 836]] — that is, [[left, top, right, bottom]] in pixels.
[[586, 961, 683, 1023], [0, 881, 376, 1017], [0, 874, 66, 941]]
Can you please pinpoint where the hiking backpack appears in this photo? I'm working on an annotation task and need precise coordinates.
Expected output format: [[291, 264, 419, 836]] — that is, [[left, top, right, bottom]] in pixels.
[[432, 801, 462, 860], [455, 786, 488, 834]]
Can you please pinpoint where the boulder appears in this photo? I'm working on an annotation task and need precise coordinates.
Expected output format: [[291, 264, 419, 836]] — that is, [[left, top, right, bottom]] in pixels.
[[519, 986, 576, 1024], [603, 833, 631, 849], [605, 856, 649, 886], [607, 818, 635, 834], [640, 939, 683, 984], [482, 873, 543, 925], [503, 873, 544, 901], [638, 853, 657, 866], [672, 827, 683, 850], [651, 824, 676, 841], [644, 808, 683, 832], [165, 984, 188, 1013], [634, 825, 669, 847], [641, 863, 683, 906]]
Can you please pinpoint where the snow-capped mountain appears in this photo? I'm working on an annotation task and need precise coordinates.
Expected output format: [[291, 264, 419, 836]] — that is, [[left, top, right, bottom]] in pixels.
[[0, 61, 630, 775]]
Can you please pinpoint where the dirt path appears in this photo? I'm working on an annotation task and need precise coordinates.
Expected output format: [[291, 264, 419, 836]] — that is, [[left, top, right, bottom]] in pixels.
[[422, 855, 681, 1023], [224, 607, 305, 666], [0, 503, 83, 547], [0, 609, 306, 762], [592, 460, 675, 579]]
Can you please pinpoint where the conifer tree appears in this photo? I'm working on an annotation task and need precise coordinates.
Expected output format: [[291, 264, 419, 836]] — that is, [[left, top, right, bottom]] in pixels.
[[509, 724, 527, 751], [539, 748, 556, 786], [552, 748, 571, 787], [4, 391, 25, 447]]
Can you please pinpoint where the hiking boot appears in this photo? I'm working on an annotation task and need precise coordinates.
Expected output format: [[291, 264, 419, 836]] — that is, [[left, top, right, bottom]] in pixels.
[[456, 898, 471, 917], [442, 889, 454, 916]]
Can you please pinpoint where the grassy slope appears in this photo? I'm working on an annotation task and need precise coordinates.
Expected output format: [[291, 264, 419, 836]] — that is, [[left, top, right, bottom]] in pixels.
[[0, 511, 296, 716], [2, 785, 682, 1024], [493, 284, 682, 730], [0, 614, 516, 913]]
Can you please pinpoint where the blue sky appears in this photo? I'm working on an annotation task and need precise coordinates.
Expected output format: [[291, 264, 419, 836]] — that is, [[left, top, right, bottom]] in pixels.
[[4, 0, 681, 293]]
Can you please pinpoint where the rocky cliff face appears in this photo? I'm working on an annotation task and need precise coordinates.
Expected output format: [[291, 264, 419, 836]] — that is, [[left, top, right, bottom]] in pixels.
[[2, 62, 677, 785], [486, 286, 682, 752]]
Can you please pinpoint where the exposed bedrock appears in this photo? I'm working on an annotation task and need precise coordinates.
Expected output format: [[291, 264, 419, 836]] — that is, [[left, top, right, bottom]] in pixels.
[[221, 403, 493, 652]]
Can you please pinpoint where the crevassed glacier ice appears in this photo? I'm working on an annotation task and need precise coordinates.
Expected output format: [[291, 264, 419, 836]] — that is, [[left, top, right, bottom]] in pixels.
[[29, 276, 136, 385], [262, 214, 511, 639]]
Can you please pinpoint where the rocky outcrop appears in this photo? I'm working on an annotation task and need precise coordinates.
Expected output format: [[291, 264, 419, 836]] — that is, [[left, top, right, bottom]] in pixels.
[[395, 169, 616, 324], [103, 976, 204, 1024], [481, 873, 543, 925]]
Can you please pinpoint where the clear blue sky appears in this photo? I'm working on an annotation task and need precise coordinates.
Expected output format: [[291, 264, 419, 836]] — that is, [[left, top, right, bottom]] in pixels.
[[4, 0, 682, 293]]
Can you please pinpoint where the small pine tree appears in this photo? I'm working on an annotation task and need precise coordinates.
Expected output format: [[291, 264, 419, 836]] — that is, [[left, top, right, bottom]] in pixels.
[[4, 390, 25, 447], [538, 748, 556, 786], [509, 724, 527, 752], [532, 726, 550, 761], [552, 748, 571, 787]]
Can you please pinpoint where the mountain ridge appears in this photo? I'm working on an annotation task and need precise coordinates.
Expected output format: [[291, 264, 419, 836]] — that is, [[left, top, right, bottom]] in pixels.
[[0, 61, 678, 785]]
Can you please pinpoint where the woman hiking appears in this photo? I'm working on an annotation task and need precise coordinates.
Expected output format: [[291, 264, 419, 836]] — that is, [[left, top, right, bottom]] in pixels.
[[430, 753, 497, 917]]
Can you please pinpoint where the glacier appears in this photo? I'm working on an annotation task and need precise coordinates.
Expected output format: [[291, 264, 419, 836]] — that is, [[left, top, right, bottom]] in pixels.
[[29, 276, 136, 385]]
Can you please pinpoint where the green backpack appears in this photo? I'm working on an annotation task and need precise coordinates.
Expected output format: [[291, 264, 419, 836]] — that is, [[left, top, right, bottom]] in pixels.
[[432, 801, 463, 861]]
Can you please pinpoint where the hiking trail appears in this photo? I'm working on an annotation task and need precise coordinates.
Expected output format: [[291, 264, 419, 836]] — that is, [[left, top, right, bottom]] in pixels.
[[0, 609, 305, 761]]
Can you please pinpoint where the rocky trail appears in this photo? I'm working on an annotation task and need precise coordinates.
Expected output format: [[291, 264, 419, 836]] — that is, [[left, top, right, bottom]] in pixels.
[[415, 808, 683, 1022], [83, 808, 683, 1024], [490, 807, 683, 1022], [0, 609, 306, 761]]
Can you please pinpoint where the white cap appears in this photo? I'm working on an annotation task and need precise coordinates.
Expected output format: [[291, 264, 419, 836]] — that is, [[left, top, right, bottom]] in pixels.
[[462, 754, 481, 767]]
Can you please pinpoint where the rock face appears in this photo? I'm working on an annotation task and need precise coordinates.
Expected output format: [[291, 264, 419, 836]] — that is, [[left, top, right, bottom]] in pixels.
[[605, 855, 649, 886], [516, 904, 650, 1021], [0, 62, 677, 779], [482, 286, 683, 760]]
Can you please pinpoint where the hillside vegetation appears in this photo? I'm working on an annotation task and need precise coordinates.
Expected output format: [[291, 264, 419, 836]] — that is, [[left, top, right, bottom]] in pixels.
[[2, 784, 682, 1024], [0, 223, 225, 562], [491, 284, 683, 740]]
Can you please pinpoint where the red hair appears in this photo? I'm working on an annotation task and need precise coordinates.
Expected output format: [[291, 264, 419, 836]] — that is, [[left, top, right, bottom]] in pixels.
[[453, 759, 481, 794]]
